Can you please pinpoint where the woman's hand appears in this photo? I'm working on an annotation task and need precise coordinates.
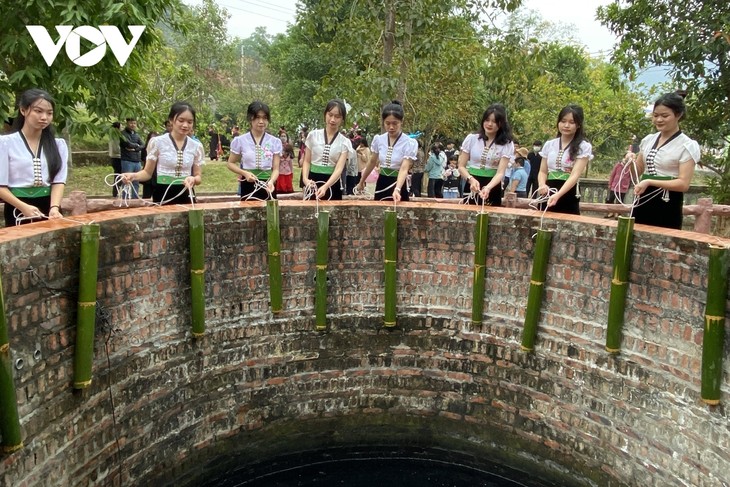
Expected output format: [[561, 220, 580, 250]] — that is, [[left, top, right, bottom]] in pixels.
[[48, 206, 62, 219], [547, 193, 560, 208], [393, 188, 402, 202], [316, 186, 329, 199], [21, 203, 42, 218], [538, 184, 549, 196], [121, 172, 135, 185], [633, 179, 650, 196], [468, 177, 480, 193], [184, 176, 196, 189], [479, 183, 493, 200]]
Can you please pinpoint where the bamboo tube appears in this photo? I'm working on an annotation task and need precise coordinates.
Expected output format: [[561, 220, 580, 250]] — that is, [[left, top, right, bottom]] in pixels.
[[384, 209, 398, 327], [315, 211, 330, 330], [701, 245, 729, 405], [266, 200, 283, 313], [472, 213, 489, 325], [189, 209, 206, 338], [73, 224, 101, 389], [0, 267, 22, 452], [521, 229, 553, 352], [605, 216, 635, 354]]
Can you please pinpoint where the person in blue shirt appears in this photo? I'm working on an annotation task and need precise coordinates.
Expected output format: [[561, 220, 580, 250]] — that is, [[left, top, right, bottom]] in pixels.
[[508, 156, 529, 198]]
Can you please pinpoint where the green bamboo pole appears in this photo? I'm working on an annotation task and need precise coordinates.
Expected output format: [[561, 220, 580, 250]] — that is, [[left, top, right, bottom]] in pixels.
[[701, 245, 729, 405], [266, 200, 283, 313], [73, 224, 101, 389], [315, 211, 330, 330], [189, 209, 206, 338], [606, 216, 635, 354], [384, 209, 398, 327], [472, 212, 489, 325], [521, 229, 553, 352], [0, 267, 22, 452]]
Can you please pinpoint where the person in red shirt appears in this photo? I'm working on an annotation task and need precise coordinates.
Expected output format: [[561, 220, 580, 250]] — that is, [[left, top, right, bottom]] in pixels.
[[605, 151, 634, 218]]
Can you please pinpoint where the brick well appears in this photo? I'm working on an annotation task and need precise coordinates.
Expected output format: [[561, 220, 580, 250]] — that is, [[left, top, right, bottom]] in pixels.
[[0, 201, 728, 486]]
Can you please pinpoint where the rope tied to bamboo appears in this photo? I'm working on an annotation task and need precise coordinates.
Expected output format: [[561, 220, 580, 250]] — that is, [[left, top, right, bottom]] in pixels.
[[104, 173, 197, 209], [13, 207, 97, 227], [240, 179, 274, 202]]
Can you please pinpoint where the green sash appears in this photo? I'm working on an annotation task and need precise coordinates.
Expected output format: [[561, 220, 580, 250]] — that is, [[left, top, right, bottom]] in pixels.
[[380, 167, 399, 178], [640, 174, 673, 181], [547, 170, 570, 181], [157, 175, 185, 184], [10, 186, 51, 198], [310, 164, 335, 175], [468, 168, 497, 178], [249, 169, 272, 179]]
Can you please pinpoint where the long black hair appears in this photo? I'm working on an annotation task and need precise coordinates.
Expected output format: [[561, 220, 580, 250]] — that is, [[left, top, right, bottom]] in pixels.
[[654, 92, 686, 120], [324, 99, 347, 122], [478, 103, 512, 146], [12, 88, 63, 183], [381, 100, 405, 121], [247, 101, 270, 123], [168, 101, 197, 127], [556, 104, 586, 162]]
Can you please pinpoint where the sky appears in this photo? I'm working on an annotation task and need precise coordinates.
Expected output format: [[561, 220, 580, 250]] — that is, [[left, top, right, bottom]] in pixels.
[[187, 0, 669, 85]]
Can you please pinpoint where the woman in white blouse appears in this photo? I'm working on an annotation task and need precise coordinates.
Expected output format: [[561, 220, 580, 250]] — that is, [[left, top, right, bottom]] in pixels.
[[301, 99, 353, 200], [123, 102, 204, 205], [0, 88, 67, 227], [356, 100, 418, 202], [227, 101, 281, 200], [457, 103, 514, 206], [632, 93, 699, 230], [537, 104, 593, 215]]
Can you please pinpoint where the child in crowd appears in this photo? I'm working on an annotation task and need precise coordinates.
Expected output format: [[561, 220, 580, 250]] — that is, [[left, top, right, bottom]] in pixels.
[[443, 155, 460, 198], [276, 142, 295, 194]]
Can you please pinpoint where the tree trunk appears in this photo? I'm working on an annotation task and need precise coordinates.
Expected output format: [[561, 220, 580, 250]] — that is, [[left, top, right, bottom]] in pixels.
[[396, 14, 412, 102], [383, 0, 396, 102]]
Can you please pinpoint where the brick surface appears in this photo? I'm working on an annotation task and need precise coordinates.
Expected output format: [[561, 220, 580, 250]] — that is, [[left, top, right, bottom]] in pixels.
[[0, 202, 728, 487]]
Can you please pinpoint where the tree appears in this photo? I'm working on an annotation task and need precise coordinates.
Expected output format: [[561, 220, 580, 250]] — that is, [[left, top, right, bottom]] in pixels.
[[597, 0, 730, 199], [480, 10, 648, 163], [266, 0, 520, 145], [0, 0, 187, 132]]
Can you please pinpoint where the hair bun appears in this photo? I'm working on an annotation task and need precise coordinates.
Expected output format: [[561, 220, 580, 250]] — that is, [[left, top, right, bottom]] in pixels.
[[391, 100, 402, 105]]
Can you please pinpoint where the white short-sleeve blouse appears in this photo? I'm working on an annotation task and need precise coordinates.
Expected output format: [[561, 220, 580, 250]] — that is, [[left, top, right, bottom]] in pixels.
[[371, 133, 418, 170], [639, 132, 700, 177], [539, 137, 593, 173], [0, 132, 68, 187], [146, 133, 204, 178], [230, 131, 283, 170], [460, 133, 514, 170], [305, 129, 353, 168]]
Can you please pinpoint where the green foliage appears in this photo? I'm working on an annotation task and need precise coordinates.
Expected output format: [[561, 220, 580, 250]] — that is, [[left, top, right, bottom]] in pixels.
[[481, 11, 649, 164], [264, 0, 510, 143], [0, 0, 187, 132], [598, 0, 730, 201]]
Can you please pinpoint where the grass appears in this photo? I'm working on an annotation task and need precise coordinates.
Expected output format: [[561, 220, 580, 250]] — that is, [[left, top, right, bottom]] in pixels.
[[67, 160, 303, 197]]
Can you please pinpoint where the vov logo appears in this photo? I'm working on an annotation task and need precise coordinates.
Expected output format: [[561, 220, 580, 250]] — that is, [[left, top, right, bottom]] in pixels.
[[26, 25, 146, 67]]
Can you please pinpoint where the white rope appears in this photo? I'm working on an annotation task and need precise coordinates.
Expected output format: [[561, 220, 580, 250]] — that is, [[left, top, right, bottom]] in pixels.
[[528, 187, 559, 233], [240, 179, 273, 202], [13, 208, 95, 226]]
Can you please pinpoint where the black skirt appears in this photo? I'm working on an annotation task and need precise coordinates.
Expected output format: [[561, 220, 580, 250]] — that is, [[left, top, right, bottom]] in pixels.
[[3, 195, 51, 227], [239, 180, 276, 201], [464, 174, 501, 207], [633, 189, 684, 230], [305, 171, 342, 201], [539, 179, 580, 215], [374, 174, 409, 202], [153, 184, 196, 205]]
